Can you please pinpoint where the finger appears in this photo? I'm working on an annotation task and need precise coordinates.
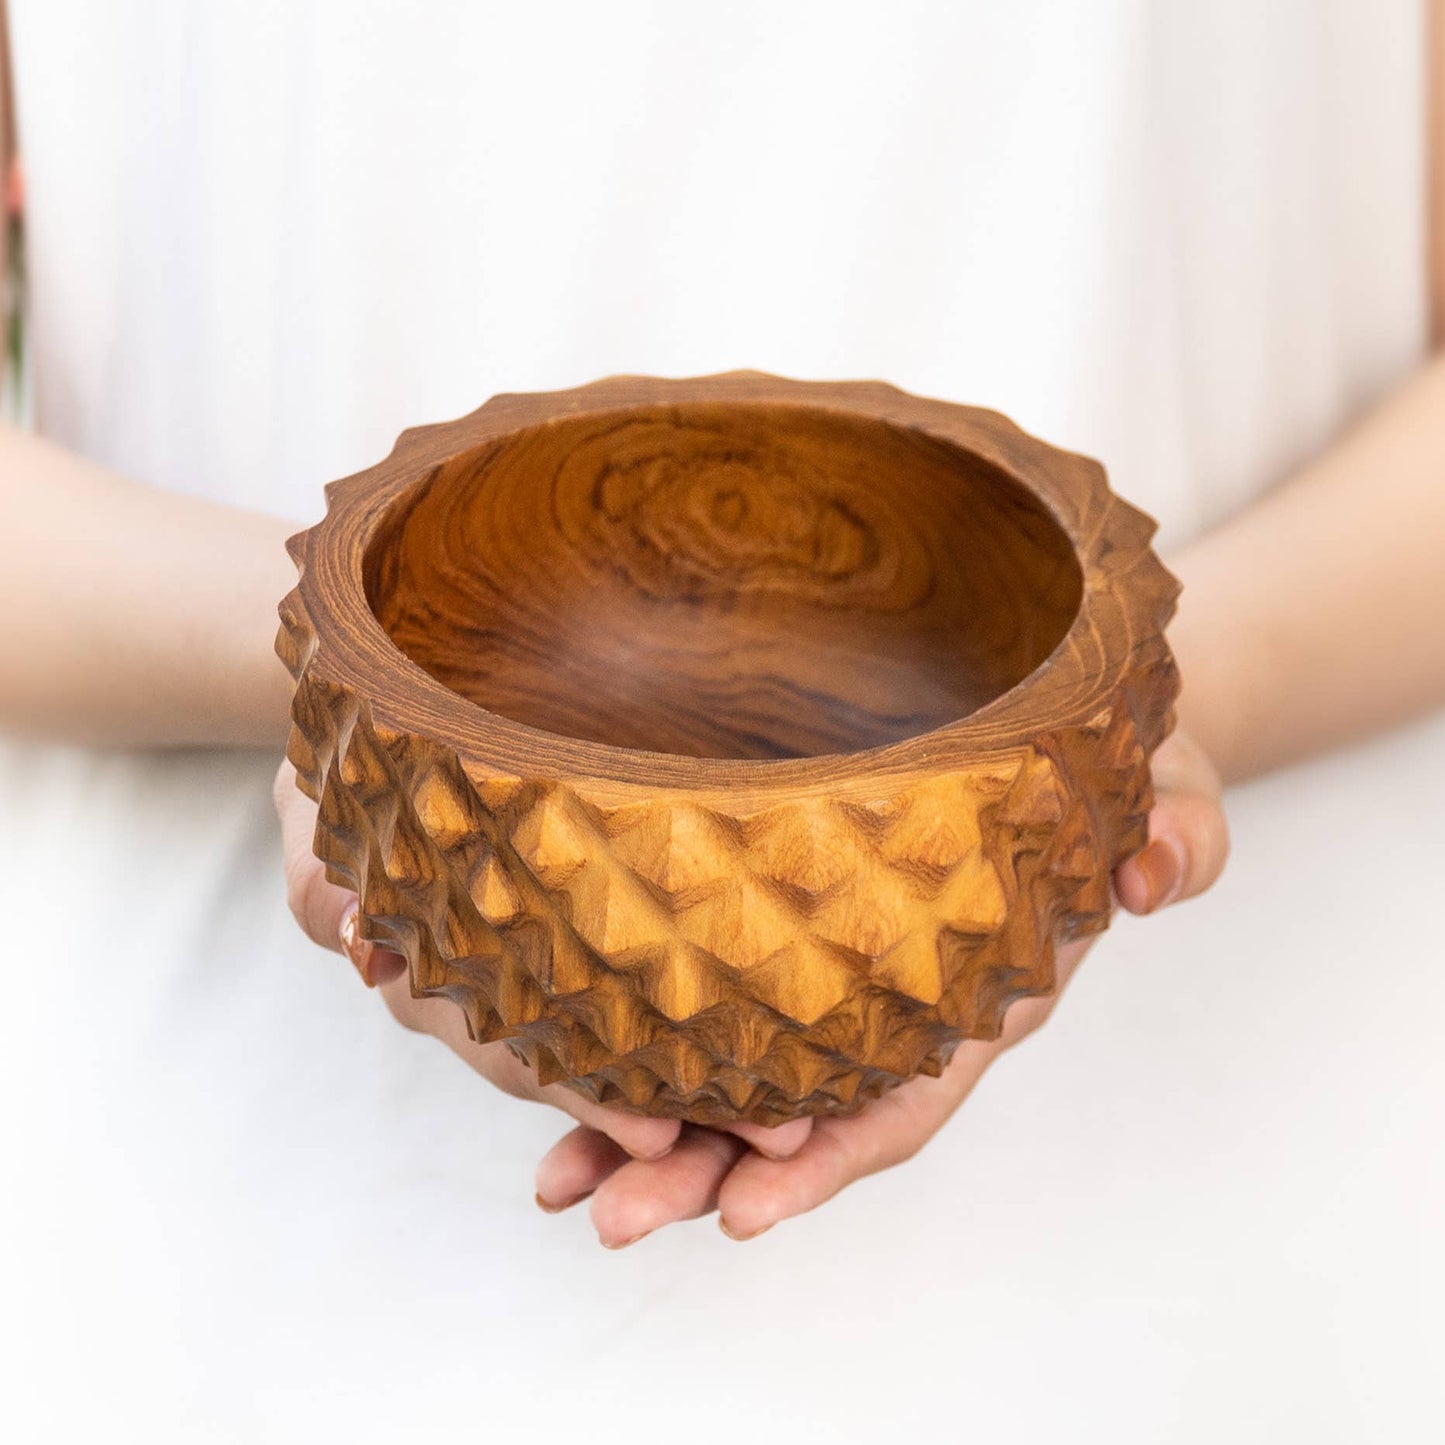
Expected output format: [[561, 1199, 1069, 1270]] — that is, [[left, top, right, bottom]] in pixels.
[[334, 901, 407, 988], [716, 1043, 995, 1240], [1116, 731, 1229, 915], [273, 761, 357, 953], [274, 762, 406, 984], [1116, 790, 1229, 914], [723, 1115, 814, 1160], [540, 1081, 683, 1163], [535, 1125, 630, 1212], [589, 1125, 748, 1248]]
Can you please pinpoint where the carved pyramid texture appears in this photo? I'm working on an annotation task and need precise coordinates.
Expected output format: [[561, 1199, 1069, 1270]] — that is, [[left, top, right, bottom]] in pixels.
[[278, 373, 1180, 1124]]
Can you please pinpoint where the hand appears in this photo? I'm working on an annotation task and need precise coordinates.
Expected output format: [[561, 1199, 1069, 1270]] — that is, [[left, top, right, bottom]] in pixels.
[[273, 760, 816, 1170], [532, 727, 1229, 1245]]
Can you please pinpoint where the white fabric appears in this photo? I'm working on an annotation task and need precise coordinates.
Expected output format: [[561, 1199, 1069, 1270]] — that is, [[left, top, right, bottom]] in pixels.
[[3, 2, 1440, 1440]]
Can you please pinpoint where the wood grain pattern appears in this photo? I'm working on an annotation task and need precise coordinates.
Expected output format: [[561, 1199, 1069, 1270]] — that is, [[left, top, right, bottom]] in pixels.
[[278, 372, 1180, 1124]]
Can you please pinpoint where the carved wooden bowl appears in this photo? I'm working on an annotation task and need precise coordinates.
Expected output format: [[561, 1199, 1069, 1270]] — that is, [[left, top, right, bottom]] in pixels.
[[278, 372, 1180, 1125]]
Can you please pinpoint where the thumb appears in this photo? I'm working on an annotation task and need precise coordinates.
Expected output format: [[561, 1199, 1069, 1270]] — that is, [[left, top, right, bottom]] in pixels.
[[1115, 730, 1229, 915]]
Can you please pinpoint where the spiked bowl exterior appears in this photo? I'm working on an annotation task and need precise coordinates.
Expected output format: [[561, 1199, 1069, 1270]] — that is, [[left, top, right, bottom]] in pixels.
[[277, 372, 1180, 1125]]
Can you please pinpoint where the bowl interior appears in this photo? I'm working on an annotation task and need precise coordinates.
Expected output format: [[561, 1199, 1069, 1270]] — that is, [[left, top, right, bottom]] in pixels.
[[364, 401, 1083, 761]]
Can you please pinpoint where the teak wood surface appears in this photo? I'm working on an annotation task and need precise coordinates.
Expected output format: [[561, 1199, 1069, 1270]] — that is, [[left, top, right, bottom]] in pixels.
[[279, 372, 1180, 1124]]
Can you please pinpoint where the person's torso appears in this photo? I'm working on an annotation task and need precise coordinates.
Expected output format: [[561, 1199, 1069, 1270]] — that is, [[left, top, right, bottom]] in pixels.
[[11, 0, 1428, 543]]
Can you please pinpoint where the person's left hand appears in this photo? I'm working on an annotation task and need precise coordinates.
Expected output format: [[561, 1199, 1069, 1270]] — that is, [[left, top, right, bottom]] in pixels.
[[534, 727, 1229, 1246]]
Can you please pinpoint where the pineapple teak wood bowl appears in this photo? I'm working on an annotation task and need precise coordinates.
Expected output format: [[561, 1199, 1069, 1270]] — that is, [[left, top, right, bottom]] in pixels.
[[278, 371, 1180, 1125]]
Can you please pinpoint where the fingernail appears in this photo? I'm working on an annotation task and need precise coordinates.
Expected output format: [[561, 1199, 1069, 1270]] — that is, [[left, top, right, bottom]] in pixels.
[[632, 1141, 676, 1163], [1133, 836, 1186, 913], [339, 904, 377, 986], [719, 1218, 774, 1242], [535, 1191, 590, 1215], [602, 1230, 650, 1250]]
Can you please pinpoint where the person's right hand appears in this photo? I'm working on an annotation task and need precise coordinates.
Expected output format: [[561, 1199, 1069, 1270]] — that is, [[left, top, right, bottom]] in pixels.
[[274, 759, 816, 1198]]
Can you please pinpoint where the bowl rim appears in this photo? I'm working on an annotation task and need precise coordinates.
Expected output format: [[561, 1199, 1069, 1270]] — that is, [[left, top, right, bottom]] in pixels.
[[281, 370, 1180, 795]]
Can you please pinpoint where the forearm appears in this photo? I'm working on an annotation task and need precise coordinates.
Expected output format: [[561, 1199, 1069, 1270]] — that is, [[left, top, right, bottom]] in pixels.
[[1169, 351, 1445, 784], [0, 422, 297, 748]]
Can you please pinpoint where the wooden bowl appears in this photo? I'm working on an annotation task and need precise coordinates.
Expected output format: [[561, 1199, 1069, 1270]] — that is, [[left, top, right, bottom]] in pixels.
[[278, 372, 1179, 1125]]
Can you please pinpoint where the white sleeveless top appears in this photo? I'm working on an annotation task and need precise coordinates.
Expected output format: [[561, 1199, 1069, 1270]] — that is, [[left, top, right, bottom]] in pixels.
[[4, 4, 1438, 1440]]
